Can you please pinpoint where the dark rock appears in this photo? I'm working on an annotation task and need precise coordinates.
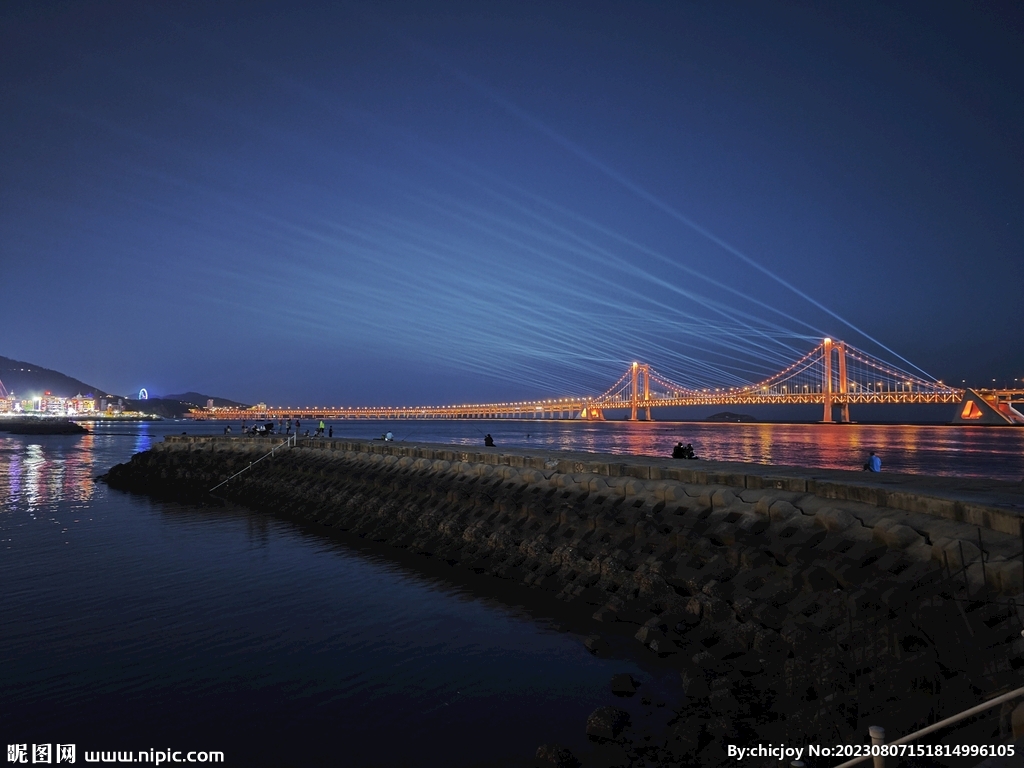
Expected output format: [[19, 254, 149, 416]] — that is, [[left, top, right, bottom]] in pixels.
[[586, 706, 631, 741], [648, 636, 679, 655], [680, 669, 711, 700], [610, 673, 638, 696], [634, 625, 663, 644], [584, 634, 607, 654], [535, 743, 580, 768], [642, 615, 668, 632], [666, 721, 702, 760], [709, 686, 740, 713], [586, 742, 631, 768]]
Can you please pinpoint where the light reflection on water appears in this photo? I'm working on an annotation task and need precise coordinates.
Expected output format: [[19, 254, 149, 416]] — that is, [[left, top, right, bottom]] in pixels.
[[125, 418, 1024, 481], [0, 424, 669, 767]]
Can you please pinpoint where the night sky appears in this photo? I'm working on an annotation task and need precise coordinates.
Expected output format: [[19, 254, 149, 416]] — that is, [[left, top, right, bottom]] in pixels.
[[2, 1, 1021, 405]]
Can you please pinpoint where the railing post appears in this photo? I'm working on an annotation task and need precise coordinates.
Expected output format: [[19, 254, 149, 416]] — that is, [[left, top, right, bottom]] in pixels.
[[869, 725, 885, 768]]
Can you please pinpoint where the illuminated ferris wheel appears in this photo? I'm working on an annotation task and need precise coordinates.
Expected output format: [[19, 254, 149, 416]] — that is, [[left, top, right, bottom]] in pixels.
[[138, 388, 148, 400]]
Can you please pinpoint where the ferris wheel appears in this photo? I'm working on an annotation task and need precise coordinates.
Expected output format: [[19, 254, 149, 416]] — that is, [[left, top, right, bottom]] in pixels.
[[138, 388, 148, 400]]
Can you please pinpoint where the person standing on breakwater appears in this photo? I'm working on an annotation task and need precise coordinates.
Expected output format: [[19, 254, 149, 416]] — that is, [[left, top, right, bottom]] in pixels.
[[864, 451, 882, 472], [484, 434, 495, 447], [328, 426, 333, 438]]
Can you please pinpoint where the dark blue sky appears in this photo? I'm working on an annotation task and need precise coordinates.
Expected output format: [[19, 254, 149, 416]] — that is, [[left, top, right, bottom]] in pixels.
[[2, 1, 1021, 404]]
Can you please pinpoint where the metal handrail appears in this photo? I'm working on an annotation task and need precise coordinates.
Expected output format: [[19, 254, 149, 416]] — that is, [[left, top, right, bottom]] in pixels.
[[831, 685, 1024, 768], [208, 433, 296, 492]]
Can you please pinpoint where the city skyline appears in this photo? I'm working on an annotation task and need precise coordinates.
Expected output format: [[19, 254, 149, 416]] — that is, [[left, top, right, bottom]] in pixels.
[[2, 2, 1022, 405]]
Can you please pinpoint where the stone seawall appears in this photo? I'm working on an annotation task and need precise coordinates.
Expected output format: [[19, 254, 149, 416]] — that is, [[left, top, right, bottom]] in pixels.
[[102, 437, 1024, 767]]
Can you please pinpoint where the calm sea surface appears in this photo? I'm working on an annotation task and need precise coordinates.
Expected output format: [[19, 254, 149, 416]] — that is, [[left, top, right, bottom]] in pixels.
[[215, 417, 1020, 481], [2, 420, 1022, 765]]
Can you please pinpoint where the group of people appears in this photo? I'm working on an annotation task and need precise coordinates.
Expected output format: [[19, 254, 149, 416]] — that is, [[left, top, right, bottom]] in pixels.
[[229, 418, 337, 439], [671, 441, 696, 460]]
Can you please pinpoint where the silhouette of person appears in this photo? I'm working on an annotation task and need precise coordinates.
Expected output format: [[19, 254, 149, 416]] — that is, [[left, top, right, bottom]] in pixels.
[[484, 434, 495, 447], [672, 442, 685, 459]]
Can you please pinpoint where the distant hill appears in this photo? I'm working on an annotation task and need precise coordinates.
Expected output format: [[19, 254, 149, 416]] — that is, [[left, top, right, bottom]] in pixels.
[[704, 411, 758, 423], [160, 392, 249, 409], [0, 355, 248, 418], [127, 392, 250, 419], [124, 398, 202, 419], [0, 355, 112, 398]]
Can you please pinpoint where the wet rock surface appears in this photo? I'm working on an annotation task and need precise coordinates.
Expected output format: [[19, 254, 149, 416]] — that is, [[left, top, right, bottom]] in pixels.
[[101, 437, 1024, 767]]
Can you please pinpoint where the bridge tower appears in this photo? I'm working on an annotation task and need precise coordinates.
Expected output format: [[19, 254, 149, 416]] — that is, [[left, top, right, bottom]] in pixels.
[[630, 362, 652, 421], [821, 338, 851, 423], [837, 341, 850, 423]]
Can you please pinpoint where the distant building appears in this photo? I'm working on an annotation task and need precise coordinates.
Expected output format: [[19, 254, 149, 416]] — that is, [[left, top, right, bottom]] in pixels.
[[68, 393, 96, 414]]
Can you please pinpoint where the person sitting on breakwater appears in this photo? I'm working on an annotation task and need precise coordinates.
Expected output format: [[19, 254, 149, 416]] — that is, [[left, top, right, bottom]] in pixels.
[[484, 434, 495, 447], [864, 451, 882, 472], [672, 441, 685, 459]]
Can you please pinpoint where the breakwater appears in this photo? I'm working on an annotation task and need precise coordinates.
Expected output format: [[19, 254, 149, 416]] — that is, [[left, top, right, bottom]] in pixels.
[[102, 436, 1024, 767]]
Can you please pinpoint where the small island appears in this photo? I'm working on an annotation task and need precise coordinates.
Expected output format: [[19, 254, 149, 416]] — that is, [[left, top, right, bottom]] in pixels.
[[703, 411, 757, 422], [0, 418, 90, 435]]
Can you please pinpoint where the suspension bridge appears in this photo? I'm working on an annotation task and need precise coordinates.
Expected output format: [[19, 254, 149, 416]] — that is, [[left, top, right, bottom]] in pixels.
[[193, 339, 1024, 425]]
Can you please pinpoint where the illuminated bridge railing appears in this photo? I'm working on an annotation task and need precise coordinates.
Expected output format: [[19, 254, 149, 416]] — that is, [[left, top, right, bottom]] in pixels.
[[188, 339, 973, 422]]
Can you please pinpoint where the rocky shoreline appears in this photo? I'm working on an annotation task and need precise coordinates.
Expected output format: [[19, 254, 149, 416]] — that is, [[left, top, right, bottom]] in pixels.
[[101, 436, 1024, 767]]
